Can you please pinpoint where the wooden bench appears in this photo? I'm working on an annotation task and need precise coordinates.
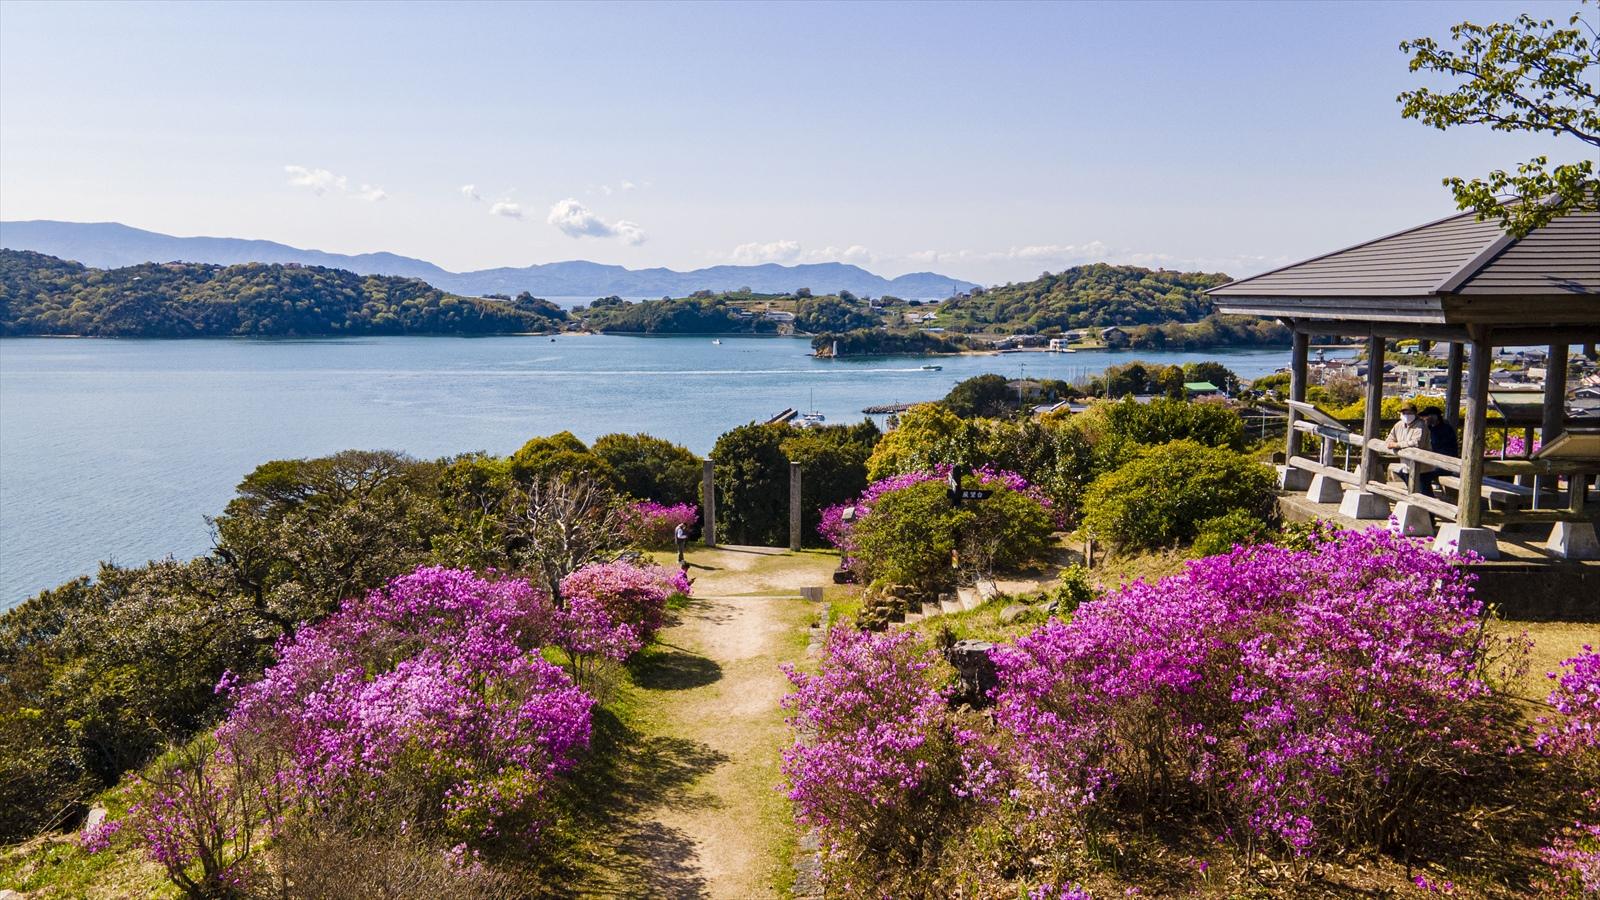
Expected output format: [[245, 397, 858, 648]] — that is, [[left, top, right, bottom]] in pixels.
[[1437, 475, 1534, 511]]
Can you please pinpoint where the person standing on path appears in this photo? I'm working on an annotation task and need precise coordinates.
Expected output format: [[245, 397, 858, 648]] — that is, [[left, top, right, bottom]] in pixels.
[[674, 521, 688, 564]]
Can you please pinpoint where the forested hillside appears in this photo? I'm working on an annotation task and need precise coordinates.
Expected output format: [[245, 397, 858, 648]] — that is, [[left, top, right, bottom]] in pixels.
[[940, 263, 1231, 331], [0, 250, 566, 337]]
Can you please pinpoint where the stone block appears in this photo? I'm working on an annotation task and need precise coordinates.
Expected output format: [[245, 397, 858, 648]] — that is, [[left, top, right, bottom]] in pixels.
[[1338, 490, 1389, 520], [940, 595, 963, 616], [1306, 473, 1345, 503], [1433, 525, 1500, 560], [1545, 521, 1600, 560], [1390, 501, 1435, 537], [1277, 465, 1312, 491]]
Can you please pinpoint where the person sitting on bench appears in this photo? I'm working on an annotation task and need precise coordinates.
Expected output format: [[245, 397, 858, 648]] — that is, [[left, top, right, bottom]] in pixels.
[[1385, 402, 1431, 488], [1417, 407, 1457, 497]]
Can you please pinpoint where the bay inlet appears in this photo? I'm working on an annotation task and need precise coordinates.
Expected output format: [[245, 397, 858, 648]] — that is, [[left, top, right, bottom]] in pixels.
[[0, 334, 1301, 607]]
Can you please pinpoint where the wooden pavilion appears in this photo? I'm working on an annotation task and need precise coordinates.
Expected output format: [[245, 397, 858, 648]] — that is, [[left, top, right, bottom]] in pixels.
[[1209, 207, 1600, 559]]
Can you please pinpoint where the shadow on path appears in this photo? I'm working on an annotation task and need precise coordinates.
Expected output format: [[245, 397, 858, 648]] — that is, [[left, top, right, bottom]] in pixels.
[[631, 648, 724, 691]]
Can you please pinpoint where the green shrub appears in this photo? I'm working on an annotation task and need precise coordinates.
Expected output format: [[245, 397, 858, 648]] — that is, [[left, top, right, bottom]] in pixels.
[[1081, 440, 1278, 551], [851, 481, 958, 591], [1039, 564, 1098, 616], [1191, 510, 1275, 557], [591, 433, 702, 506]]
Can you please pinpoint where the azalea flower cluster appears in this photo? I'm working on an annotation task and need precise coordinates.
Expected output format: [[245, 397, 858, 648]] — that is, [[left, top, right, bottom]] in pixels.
[[216, 567, 596, 842], [817, 464, 1055, 559], [554, 560, 689, 675], [100, 562, 692, 890], [992, 529, 1507, 855], [623, 500, 698, 549], [781, 627, 980, 891], [785, 528, 1527, 889], [1496, 433, 1543, 458], [1535, 646, 1600, 894]]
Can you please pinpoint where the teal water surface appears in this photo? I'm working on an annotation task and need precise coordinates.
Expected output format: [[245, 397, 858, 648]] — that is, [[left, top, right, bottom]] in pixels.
[[0, 335, 1296, 607]]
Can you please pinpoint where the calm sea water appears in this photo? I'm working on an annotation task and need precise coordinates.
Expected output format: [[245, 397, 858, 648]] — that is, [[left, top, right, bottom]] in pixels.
[[0, 335, 1296, 608]]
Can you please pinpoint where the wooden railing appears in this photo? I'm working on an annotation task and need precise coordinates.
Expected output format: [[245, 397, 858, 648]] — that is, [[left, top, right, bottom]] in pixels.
[[1283, 417, 1596, 524]]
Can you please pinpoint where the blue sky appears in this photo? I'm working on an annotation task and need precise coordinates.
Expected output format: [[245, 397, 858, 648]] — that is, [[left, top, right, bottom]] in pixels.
[[0, 0, 1581, 284]]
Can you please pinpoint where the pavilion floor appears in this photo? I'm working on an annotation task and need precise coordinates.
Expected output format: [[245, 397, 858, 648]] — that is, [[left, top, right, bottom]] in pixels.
[[1278, 492, 1600, 621]]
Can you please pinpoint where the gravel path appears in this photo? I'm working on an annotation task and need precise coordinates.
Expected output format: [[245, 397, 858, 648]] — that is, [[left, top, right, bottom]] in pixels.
[[620, 546, 833, 900]]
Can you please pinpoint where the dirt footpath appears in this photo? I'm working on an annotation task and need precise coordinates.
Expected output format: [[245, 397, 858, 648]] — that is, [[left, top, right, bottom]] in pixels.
[[622, 547, 835, 900]]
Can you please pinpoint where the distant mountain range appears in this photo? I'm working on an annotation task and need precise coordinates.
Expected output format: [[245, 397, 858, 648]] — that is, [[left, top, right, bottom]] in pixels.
[[0, 220, 978, 299]]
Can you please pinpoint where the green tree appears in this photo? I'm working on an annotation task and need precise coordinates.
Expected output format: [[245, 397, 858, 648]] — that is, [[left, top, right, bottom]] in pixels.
[[866, 404, 980, 481], [1398, 6, 1599, 235], [712, 423, 791, 546], [781, 421, 881, 546], [941, 374, 1017, 418], [591, 433, 702, 506], [1081, 441, 1278, 551]]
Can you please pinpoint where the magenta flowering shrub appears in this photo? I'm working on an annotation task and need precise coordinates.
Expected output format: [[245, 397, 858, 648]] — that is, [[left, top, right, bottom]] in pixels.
[[559, 559, 686, 644], [819, 464, 1056, 577], [217, 567, 594, 847], [990, 529, 1515, 856], [781, 627, 986, 892], [623, 500, 698, 549], [1535, 647, 1600, 895]]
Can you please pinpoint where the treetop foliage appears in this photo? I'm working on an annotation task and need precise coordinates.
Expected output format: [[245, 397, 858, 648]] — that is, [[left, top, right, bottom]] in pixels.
[[1398, 3, 1599, 235], [0, 250, 566, 337]]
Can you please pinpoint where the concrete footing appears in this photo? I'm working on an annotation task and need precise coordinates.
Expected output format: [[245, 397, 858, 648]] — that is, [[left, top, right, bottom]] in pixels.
[[1277, 465, 1312, 491], [1390, 501, 1435, 537], [1433, 525, 1500, 560], [1545, 521, 1600, 560], [1338, 490, 1390, 520], [1306, 474, 1345, 503], [939, 593, 963, 616]]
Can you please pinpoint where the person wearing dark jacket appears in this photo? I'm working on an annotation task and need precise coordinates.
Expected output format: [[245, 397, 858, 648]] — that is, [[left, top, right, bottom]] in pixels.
[[1418, 407, 1458, 497]]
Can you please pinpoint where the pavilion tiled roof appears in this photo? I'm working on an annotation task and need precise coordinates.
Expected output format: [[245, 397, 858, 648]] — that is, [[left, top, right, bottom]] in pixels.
[[1209, 208, 1599, 327]]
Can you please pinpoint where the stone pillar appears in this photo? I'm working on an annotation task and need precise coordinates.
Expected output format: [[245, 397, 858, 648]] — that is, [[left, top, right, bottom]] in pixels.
[[701, 459, 717, 548], [789, 462, 803, 552], [1445, 342, 1464, 428]]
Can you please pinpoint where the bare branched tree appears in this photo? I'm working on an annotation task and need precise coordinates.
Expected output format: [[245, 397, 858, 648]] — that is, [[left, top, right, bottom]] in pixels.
[[507, 475, 628, 604]]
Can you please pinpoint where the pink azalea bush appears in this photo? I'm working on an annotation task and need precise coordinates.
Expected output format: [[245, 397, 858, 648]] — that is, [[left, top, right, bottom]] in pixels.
[[818, 464, 1056, 573], [97, 567, 607, 895], [991, 529, 1515, 856], [781, 627, 989, 893], [217, 567, 595, 844], [559, 559, 688, 644], [623, 500, 698, 548], [785, 528, 1534, 890], [1534, 646, 1600, 895]]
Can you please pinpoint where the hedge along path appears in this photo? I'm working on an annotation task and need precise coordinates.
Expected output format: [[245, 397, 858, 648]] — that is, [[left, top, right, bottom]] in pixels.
[[618, 546, 833, 899]]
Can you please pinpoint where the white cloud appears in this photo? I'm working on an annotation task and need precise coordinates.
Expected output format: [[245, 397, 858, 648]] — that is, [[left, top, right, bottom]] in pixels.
[[461, 184, 483, 202], [727, 241, 876, 267], [546, 198, 646, 245], [489, 200, 524, 220], [730, 240, 803, 265], [619, 179, 637, 191], [284, 165, 385, 202], [284, 165, 346, 196]]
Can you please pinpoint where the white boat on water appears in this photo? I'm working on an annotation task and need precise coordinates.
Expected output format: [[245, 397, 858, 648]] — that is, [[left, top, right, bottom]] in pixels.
[[921, 364, 942, 370], [711, 339, 722, 345], [797, 411, 826, 427]]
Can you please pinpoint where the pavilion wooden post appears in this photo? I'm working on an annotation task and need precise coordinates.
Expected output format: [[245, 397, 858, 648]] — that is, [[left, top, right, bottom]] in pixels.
[[1357, 333, 1385, 485], [1286, 329, 1308, 461], [1455, 332, 1492, 528], [1444, 342, 1464, 428], [1542, 342, 1569, 441], [701, 459, 717, 548], [1539, 342, 1569, 510]]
